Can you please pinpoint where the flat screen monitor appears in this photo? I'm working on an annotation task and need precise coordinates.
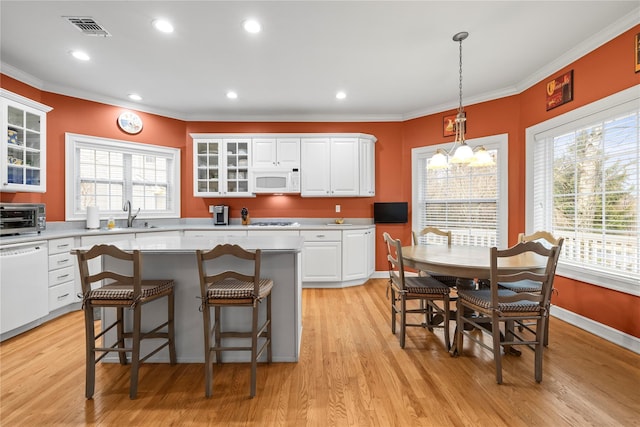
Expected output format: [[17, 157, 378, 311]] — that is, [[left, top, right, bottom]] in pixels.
[[373, 202, 408, 224]]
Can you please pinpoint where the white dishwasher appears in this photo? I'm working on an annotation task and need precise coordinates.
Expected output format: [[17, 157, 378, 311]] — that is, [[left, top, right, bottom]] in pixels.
[[0, 241, 48, 336]]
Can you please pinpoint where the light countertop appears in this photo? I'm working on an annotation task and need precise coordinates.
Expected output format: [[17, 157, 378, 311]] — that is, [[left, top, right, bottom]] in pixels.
[[1, 219, 375, 246], [72, 235, 305, 254]]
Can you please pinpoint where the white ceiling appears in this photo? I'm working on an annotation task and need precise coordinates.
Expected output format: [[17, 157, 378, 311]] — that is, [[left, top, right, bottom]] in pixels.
[[1, 1, 638, 122]]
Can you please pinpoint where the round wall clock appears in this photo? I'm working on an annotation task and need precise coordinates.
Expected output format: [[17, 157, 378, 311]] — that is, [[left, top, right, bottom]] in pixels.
[[117, 111, 143, 134]]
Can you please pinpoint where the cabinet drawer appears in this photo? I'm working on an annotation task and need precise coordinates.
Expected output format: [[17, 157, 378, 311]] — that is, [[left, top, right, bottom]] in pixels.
[[300, 230, 341, 242], [49, 251, 74, 271], [48, 237, 74, 255], [48, 266, 74, 287], [48, 281, 75, 311]]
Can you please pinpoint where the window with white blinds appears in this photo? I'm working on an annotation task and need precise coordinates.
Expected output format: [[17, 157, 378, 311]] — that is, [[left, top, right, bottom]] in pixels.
[[526, 86, 639, 295], [412, 134, 508, 248], [65, 133, 180, 221]]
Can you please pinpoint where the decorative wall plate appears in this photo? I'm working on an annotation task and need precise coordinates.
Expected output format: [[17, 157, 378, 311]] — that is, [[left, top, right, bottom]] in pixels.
[[117, 111, 143, 134]]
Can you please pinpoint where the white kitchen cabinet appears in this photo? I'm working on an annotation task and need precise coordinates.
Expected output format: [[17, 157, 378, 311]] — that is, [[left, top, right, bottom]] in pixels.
[[301, 136, 375, 197], [359, 137, 375, 196], [192, 137, 252, 197], [331, 138, 360, 196], [342, 229, 371, 281], [300, 230, 342, 281], [183, 229, 248, 238], [300, 138, 332, 196], [300, 137, 359, 196], [252, 137, 300, 169], [48, 237, 79, 311], [1, 89, 52, 193], [366, 227, 375, 277], [301, 137, 359, 196]]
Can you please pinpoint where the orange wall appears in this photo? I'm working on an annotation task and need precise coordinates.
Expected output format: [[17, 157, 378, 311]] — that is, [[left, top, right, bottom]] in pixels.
[[514, 26, 640, 338], [0, 76, 186, 220], [1, 25, 638, 338], [397, 26, 640, 338]]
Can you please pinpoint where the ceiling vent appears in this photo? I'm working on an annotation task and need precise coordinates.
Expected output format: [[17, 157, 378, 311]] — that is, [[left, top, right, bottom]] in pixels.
[[64, 16, 111, 37]]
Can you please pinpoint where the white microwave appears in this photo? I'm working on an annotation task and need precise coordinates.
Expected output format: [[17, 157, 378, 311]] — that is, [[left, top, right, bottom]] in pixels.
[[252, 169, 300, 194]]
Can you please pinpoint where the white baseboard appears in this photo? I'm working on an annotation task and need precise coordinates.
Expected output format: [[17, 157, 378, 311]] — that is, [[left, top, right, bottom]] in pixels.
[[550, 305, 640, 354]]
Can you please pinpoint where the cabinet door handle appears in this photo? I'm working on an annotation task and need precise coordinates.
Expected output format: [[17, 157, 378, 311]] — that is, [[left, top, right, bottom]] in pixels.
[[316, 234, 325, 238], [57, 259, 70, 265], [57, 293, 70, 300], [57, 244, 70, 249], [56, 273, 70, 280]]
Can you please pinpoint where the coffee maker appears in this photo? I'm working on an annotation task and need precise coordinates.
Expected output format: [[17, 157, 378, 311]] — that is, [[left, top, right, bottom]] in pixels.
[[212, 205, 229, 225]]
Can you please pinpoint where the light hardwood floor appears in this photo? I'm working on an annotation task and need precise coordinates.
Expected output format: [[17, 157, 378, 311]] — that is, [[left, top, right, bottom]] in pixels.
[[1, 278, 638, 426]]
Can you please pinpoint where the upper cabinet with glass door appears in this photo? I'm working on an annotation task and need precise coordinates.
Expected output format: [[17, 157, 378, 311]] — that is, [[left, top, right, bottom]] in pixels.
[[192, 136, 253, 197], [1, 90, 52, 193]]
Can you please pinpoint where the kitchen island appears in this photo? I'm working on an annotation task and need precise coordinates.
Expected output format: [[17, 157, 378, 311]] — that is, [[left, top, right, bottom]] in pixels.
[[73, 235, 304, 363]]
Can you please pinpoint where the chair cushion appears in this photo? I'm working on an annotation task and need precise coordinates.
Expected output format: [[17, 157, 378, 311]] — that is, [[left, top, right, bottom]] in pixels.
[[498, 279, 542, 293], [87, 279, 174, 301], [207, 278, 274, 300], [458, 289, 541, 312], [405, 276, 450, 294]]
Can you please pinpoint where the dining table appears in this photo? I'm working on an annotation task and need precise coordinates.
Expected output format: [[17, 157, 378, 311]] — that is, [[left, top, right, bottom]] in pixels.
[[401, 243, 548, 356], [401, 244, 547, 281]]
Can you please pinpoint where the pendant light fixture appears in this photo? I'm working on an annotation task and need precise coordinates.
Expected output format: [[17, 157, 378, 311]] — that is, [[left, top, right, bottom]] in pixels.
[[428, 31, 494, 169]]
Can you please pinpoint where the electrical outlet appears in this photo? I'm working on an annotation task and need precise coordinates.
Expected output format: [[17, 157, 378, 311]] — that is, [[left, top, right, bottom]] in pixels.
[[335, 204, 341, 213], [208, 205, 215, 213]]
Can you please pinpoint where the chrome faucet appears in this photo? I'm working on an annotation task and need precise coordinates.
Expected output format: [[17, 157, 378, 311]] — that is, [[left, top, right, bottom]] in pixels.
[[123, 200, 140, 228]]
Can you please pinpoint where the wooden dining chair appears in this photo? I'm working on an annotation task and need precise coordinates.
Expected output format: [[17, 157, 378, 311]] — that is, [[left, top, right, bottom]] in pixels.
[[383, 232, 451, 350], [518, 231, 562, 246], [454, 241, 559, 384], [501, 231, 564, 345], [76, 244, 177, 399], [412, 226, 459, 287], [196, 244, 273, 398]]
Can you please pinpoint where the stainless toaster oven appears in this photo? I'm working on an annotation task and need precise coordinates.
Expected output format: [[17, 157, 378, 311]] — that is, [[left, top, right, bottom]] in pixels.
[[0, 203, 46, 235]]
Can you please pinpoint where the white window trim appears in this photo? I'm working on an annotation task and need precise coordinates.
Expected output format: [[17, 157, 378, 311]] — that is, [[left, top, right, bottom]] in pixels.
[[412, 133, 509, 248], [64, 133, 181, 221], [525, 85, 640, 296]]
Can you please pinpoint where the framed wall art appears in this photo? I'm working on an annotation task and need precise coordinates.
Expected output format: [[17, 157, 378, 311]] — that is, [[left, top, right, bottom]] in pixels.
[[635, 33, 640, 73], [443, 113, 466, 137], [546, 70, 573, 111]]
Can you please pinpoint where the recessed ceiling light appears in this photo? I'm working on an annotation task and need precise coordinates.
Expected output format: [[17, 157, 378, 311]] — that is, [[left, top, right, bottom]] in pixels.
[[227, 91, 238, 99], [128, 93, 142, 101], [336, 91, 347, 100], [152, 19, 174, 33], [243, 19, 261, 34], [70, 50, 90, 61]]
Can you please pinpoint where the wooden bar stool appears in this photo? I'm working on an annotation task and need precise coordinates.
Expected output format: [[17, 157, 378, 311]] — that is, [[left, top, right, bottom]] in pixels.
[[196, 244, 273, 398], [76, 244, 177, 399]]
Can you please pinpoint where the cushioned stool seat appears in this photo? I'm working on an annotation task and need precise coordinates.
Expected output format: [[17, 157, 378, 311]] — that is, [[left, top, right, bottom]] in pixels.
[[76, 244, 176, 400]]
